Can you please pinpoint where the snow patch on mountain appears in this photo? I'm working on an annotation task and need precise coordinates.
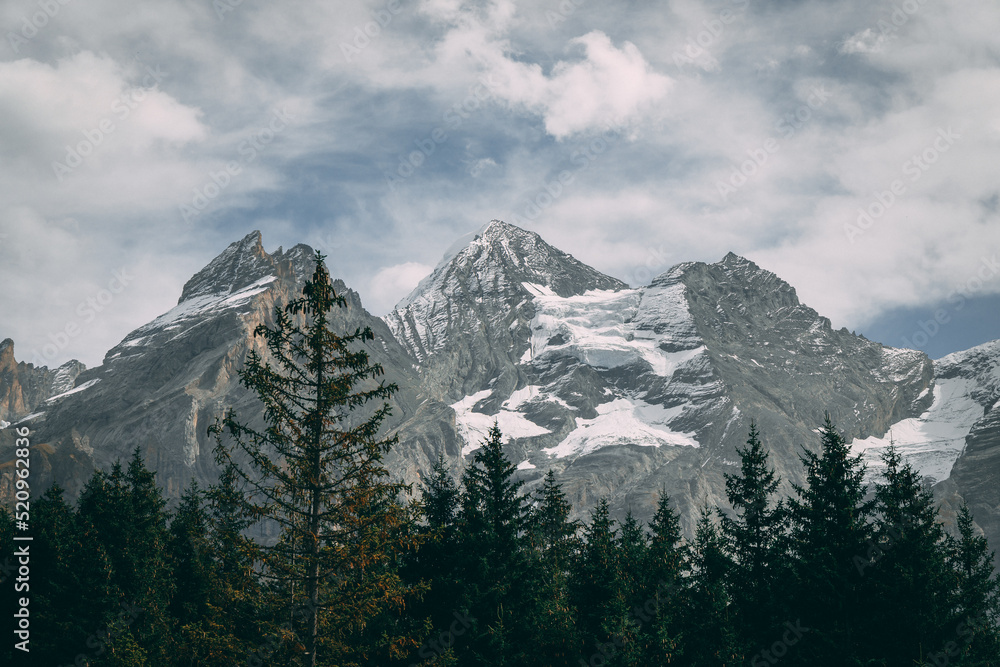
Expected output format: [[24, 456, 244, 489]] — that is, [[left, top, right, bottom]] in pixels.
[[544, 397, 700, 459], [45, 378, 101, 403], [525, 284, 705, 376], [107, 276, 278, 361], [850, 377, 985, 483], [452, 390, 551, 456], [50, 362, 84, 395]]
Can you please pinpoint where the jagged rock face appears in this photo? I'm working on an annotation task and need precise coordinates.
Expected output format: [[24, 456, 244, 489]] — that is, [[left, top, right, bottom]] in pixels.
[[386, 220, 628, 401], [677, 253, 934, 500], [2, 222, 994, 549], [0, 232, 453, 505], [0, 338, 84, 423], [382, 224, 935, 532], [932, 341, 1000, 558]]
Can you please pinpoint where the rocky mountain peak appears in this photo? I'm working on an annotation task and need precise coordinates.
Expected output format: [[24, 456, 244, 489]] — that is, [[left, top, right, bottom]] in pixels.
[[677, 252, 802, 321], [178, 230, 275, 304], [0, 339, 14, 369], [397, 220, 626, 313]]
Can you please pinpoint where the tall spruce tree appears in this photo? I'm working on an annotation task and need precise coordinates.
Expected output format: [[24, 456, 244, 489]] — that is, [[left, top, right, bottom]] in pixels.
[[640, 492, 687, 664], [947, 503, 1000, 664], [31, 485, 116, 665], [787, 415, 873, 664], [211, 255, 423, 666], [406, 455, 463, 666], [168, 482, 213, 631], [682, 506, 740, 666], [77, 450, 176, 664], [455, 423, 531, 666], [165, 461, 271, 666], [719, 421, 787, 658], [865, 446, 952, 665], [570, 498, 639, 667], [523, 469, 581, 667]]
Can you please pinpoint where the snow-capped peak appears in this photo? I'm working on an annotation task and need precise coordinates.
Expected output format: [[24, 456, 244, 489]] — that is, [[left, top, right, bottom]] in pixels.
[[178, 230, 275, 304]]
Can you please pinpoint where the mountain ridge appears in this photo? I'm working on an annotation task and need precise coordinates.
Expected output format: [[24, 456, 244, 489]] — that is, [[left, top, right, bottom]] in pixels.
[[0, 221, 995, 551]]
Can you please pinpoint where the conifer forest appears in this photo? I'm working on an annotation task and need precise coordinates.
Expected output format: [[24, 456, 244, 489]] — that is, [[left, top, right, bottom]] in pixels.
[[4, 260, 999, 667]]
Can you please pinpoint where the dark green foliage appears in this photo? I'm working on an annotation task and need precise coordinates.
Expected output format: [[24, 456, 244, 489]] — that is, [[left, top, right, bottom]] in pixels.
[[787, 414, 873, 664], [75, 450, 175, 664], [527, 469, 578, 566], [945, 503, 1000, 664], [719, 421, 789, 658], [167, 482, 212, 628], [31, 485, 116, 665], [522, 470, 581, 667], [454, 423, 532, 666], [570, 499, 641, 666], [640, 492, 687, 664], [865, 446, 953, 665], [682, 506, 740, 666], [211, 255, 424, 666], [13, 409, 1000, 666]]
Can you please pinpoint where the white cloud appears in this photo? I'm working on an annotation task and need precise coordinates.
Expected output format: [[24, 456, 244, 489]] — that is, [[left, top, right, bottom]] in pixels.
[[366, 262, 434, 315], [500, 31, 673, 138]]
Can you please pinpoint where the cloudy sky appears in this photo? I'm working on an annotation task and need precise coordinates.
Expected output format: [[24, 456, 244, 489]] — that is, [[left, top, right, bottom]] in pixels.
[[1, 0, 998, 369]]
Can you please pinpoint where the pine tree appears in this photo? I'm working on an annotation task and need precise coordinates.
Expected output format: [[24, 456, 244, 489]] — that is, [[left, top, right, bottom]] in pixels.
[[527, 469, 578, 566], [166, 474, 264, 666], [719, 421, 787, 658], [211, 255, 423, 666], [405, 455, 463, 666], [30, 485, 115, 665], [787, 415, 873, 664], [864, 446, 952, 665], [168, 482, 213, 629], [423, 455, 460, 534], [75, 450, 176, 665], [455, 423, 531, 666], [946, 503, 1000, 664], [570, 498, 637, 666], [181, 461, 269, 666], [618, 510, 648, 603], [640, 492, 687, 664], [681, 506, 740, 666], [523, 469, 580, 667]]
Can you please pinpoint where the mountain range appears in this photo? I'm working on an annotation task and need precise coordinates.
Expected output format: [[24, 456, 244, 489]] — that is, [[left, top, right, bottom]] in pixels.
[[2, 221, 998, 551]]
